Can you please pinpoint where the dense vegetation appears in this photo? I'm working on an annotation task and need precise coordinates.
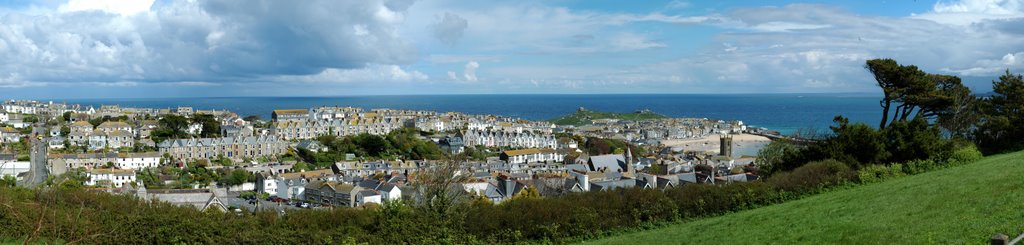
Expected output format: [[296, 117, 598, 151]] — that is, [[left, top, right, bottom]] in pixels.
[[593, 150, 1024, 244], [295, 128, 445, 168], [151, 114, 221, 143], [548, 109, 666, 126]]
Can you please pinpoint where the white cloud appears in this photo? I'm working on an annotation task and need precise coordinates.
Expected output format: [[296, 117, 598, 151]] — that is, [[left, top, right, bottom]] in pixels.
[[748, 22, 831, 32], [942, 52, 1024, 76], [279, 65, 428, 83], [611, 32, 666, 50], [666, 1, 690, 9], [913, 0, 1024, 25], [463, 61, 479, 82], [58, 0, 154, 16]]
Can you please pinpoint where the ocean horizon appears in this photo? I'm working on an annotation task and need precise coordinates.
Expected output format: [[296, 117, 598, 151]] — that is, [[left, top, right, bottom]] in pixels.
[[49, 93, 882, 135]]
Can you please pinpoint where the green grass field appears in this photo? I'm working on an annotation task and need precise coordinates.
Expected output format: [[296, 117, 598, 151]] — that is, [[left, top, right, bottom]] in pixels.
[[549, 110, 666, 126], [587, 151, 1024, 244]]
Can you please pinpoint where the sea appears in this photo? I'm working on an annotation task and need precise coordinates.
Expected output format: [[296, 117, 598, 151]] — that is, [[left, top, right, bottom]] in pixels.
[[58, 94, 881, 136]]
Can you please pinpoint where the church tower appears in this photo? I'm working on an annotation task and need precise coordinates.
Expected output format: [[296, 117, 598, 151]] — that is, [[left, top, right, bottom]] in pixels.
[[720, 134, 733, 157]]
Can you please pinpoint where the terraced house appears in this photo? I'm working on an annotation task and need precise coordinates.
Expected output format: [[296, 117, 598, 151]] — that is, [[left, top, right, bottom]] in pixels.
[[271, 115, 409, 140], [157, 135, 287, 161], [462, 129, 558, 149]]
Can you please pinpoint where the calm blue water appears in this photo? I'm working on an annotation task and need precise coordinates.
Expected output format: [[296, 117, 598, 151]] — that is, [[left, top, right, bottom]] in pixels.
[[58, 94, 881, 135]]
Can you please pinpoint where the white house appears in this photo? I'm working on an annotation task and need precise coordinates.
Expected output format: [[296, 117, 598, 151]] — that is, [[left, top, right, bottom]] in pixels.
[[85, 169, 137, 188], [115, 152, 161, 170], [88, 129, 107, 151], [378, 184, 402, 202], [0, 157, 30, 180], [0, 127, 19, 143], [256, 173, 278, 196], [0, 112, 8, 123], [355, 190, 382, 206], [500, 148, 564, 164]]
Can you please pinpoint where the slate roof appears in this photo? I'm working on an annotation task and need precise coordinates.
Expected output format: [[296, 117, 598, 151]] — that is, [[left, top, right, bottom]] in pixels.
[[587, 154, 626, 173]]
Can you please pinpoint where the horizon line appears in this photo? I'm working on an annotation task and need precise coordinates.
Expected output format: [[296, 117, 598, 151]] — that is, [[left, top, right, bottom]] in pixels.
[[23, 91, 884, 101]]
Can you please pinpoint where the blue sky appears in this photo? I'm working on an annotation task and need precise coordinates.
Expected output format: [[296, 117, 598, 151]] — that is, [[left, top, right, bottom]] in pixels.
[[1, 0, 1023, 99]]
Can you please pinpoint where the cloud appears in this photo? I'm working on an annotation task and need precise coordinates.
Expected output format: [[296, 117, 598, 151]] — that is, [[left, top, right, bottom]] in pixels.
[[432, 12, 468, 46], [0, 0, 420, 88], [913, 0, 1024, 25], [611, 32, 666, 50], [58, 0, 154, 16], [463, 61, 479, 82], [942, 52, 1024, 76], [666, 1, 690, 9], [278, 65, 428, 83], [747, 22, 831, 32]]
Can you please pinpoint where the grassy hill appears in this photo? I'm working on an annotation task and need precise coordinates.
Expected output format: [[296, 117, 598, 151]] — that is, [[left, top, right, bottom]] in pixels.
[[549, 109, 667, 126], [587, 151, 1024, 244]]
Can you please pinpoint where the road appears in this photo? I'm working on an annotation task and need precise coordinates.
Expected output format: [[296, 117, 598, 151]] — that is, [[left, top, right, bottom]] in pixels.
[[19, 132, 48, 187]]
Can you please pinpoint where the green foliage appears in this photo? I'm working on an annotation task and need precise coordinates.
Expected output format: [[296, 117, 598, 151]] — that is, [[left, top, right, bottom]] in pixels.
[[583, 137, 641, 156], [220, 169, 253, 186], [22, 114, 38, 123], [549, 109, 666, 126], [0, 175, 16, 187], [291, 161, 311, 172], [780, 116, 955, 173], [298, 128, 444, 166], [151, 114, 191, 143], [975, 70, 1024, 154], [948, 144, 982, 164], [756, 140, 797, 176], [191, 113, 221, 138]]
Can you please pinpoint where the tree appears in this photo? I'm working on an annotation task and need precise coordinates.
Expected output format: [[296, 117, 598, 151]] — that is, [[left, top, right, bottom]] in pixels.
[[220, 169, 252, 186], [414, 156, 469, 217], [975, 70, 1024, 154], [152, 114, 190, 142], [62, 111, 73, 122], [756, 140, 797, 176], [192, 114, 221, 138], [866, 59, 972, 129]]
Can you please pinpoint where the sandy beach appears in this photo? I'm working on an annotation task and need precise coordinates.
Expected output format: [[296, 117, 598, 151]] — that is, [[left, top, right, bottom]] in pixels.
[[660, 134, 771, 157]]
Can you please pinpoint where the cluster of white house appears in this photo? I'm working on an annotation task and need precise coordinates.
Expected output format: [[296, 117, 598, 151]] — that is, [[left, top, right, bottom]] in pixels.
[[461, 129, 558, 149]]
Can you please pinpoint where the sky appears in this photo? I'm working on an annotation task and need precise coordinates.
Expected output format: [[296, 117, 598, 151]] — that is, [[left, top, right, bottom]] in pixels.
[[1, 0, 1023, 99]]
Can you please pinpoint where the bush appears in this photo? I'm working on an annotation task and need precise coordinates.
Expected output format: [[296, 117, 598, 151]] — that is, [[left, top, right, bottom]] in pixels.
[[902, 159, 937, 175], [948, 144, 983, 165], [768, 159, 857, 193]]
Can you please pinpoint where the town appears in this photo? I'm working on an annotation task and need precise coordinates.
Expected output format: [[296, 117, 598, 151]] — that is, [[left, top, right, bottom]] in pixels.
[[0, 99, 767, 213]]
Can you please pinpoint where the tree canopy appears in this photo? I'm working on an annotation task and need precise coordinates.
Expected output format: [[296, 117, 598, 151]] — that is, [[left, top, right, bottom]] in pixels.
[[865, 59, 974, 130]]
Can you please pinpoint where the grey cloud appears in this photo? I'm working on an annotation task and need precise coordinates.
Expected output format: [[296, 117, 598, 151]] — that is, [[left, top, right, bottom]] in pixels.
[[432, 12, 468, 46], [0, 0, 419, 86]]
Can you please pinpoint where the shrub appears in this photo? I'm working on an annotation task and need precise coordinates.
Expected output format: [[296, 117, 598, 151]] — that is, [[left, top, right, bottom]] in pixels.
[[768, 159, 857, 193], [902, 159, 937, 175], [851, 165, 892, 183], [948, 144, 983, 165]]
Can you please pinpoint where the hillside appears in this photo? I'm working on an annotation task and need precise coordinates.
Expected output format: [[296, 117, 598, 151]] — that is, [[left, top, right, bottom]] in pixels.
[[588, 151, 1024, 244], [549, 109, 667, 126]]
